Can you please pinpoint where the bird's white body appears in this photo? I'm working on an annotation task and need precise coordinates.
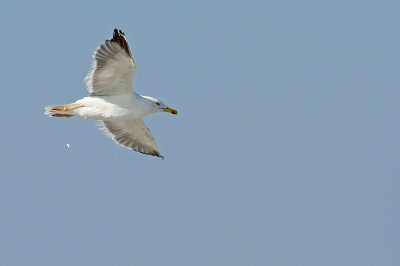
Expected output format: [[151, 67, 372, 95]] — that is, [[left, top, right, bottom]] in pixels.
[[69, 94, 153, 121]]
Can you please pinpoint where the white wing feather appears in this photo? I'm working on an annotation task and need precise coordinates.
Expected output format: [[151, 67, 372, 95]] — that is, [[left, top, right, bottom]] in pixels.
[[100, 119, 163, 158], [85, 29, 136, 96]]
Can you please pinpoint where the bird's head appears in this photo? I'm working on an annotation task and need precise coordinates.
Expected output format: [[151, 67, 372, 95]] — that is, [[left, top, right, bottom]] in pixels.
[[142, 96, 178, 115]]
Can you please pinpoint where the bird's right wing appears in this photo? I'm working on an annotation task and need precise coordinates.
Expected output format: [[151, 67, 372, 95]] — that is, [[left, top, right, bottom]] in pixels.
[[100, 119, 163, 158], [85, 29, 136, 96]]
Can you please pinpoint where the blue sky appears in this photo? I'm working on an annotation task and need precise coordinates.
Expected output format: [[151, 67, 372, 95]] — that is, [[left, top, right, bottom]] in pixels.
[[1, 0, 399, 265]]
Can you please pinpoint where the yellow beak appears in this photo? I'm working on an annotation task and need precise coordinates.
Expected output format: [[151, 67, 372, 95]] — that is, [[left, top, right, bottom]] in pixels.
[[163, 107, 178, 115]]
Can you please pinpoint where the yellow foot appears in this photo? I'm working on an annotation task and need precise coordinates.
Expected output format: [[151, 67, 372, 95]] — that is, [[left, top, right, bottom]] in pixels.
[[51, 104, 84, 112]]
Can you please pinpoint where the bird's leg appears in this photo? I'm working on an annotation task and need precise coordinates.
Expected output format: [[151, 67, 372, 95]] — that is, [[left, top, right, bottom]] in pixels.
[[51, 104, 84, 112], [52, 114, 74, 117]]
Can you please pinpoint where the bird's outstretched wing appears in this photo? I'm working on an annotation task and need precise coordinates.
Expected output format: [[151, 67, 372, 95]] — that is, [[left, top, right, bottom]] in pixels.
[[100, 119, 163, 158], [85, 29, 136, 96]]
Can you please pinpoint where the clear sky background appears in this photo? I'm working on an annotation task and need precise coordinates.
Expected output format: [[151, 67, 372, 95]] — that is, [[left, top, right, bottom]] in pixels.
[[1, 0, 399, 265]]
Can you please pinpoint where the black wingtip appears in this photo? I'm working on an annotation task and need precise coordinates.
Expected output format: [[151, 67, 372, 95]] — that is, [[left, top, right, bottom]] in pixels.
[[113, 28, 125, 37], [155, 151, 164, 160], [109, 28, 132, 58], [112, 28, 122, 39]]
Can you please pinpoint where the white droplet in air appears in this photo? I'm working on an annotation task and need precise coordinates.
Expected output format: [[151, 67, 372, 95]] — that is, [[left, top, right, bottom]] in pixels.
[[67, 144, 70, 148]]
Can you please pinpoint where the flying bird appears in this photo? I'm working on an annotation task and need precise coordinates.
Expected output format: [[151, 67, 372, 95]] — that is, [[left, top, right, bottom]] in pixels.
[[45, 29, 178, 158]]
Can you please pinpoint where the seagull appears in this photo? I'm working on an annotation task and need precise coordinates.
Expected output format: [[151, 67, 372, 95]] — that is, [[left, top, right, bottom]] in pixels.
[[45, 29, 178, 159]]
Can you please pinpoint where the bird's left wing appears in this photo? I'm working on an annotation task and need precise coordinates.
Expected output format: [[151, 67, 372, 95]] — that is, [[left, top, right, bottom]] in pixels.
[[85, 29, 136, 96], [100, 119, 163, 158]]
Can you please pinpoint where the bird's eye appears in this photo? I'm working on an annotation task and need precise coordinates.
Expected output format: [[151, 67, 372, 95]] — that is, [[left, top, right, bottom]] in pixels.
[[156, 102, 161, 106]]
